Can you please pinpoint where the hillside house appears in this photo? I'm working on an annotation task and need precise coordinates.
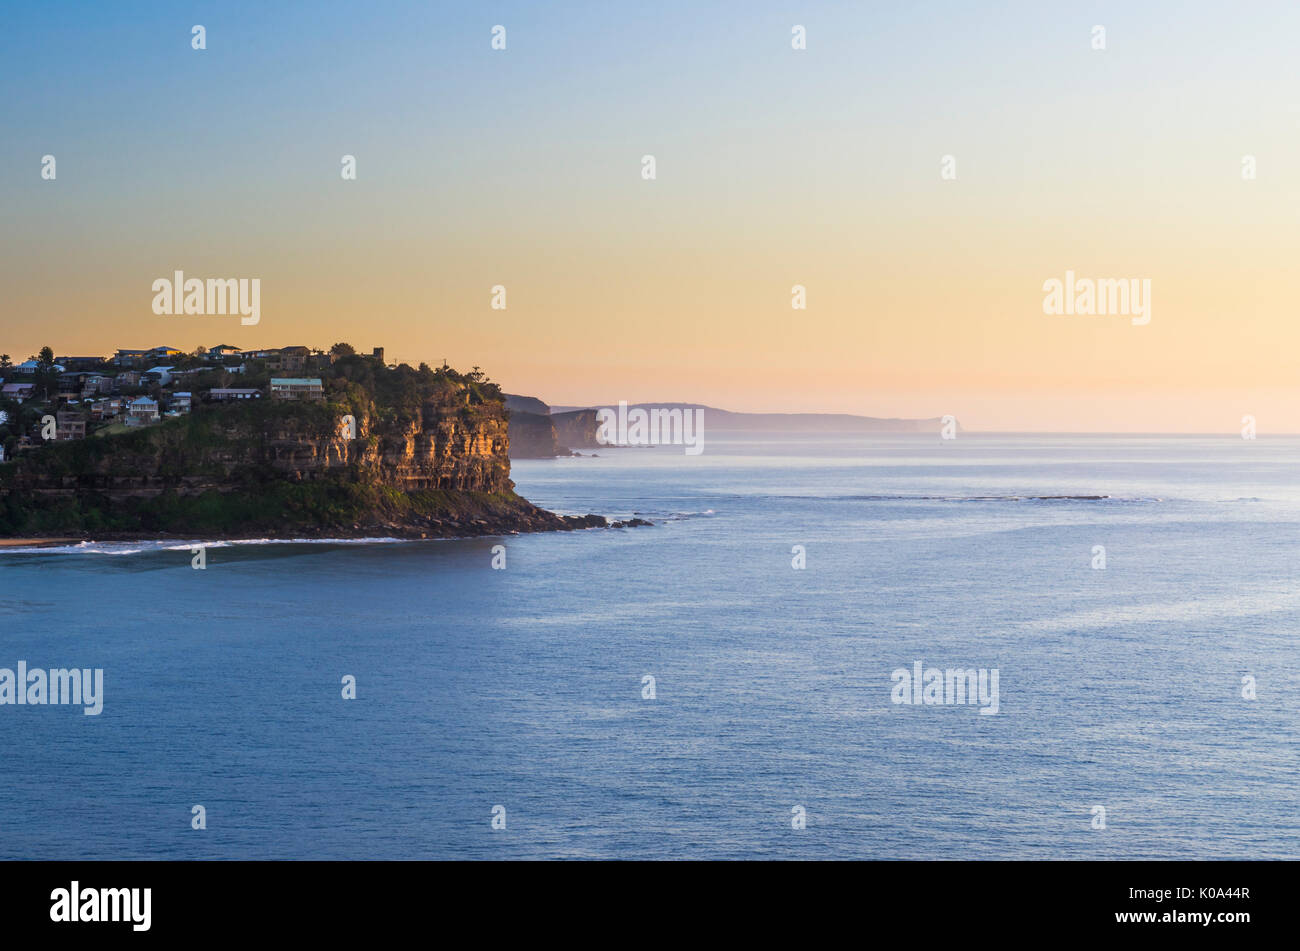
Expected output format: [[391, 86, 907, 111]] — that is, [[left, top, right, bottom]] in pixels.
[[55, 410, 85, 441], [270, 378, 324, 401], [113, 349, 150, 368], [90, 399, 122, 421], [12, 359, 63, 376], [273, 346, 311, 373], [127, 397, 159, 425], [80, 375, 112, 398], [208, 388, 261, 402], [57, 356, 107, 372]]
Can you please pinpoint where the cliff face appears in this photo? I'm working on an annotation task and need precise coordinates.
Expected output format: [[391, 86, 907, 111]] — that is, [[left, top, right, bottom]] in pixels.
[[506, 410, 561, 458], [258, 399, 512, 493], [2, 398, 512, 502], [552, 409, 601, 450], [503, 394, 600, 457]]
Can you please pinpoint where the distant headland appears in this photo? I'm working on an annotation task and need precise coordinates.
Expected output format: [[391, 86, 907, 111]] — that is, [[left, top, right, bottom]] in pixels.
[[504, 394, 959, 457]]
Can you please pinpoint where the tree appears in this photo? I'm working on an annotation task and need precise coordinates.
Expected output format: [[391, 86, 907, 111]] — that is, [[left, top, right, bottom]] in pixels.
[[35, 346, 57, 401], [330, 342, 356, 358], [0, 354, 11, 369]]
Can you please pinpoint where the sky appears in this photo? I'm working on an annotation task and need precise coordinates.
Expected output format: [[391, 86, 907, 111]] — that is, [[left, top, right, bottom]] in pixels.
[[3, 1, 1299, 432]]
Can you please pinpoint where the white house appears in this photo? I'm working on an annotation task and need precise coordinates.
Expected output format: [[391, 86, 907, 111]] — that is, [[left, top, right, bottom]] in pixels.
[[127, 396, 159, 424], [11, 360, 64, 376]]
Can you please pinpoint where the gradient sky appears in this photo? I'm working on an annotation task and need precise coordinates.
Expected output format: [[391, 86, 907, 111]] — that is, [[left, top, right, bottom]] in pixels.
[[3, 1, 1300, 431]]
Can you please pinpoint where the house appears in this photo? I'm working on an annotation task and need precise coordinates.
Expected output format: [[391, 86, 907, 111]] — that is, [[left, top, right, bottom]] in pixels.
[[2, 383, 36, 403], [273, 346, 311, 373], [114, 370, 142, 390], [208, 388, 261, 402], [113, 349, 151, 368], [208, 344, 243, 361], [270, 378, 324, 401], [57, 356, 106, 372], [80, 374, 112, 398], [114, 347, 181, 368], [90, 399, 121, 421], [11, 359, 63, 376], [127, 397, 159, 425], [55, 410, 85, 441], [58, 372, 89, 395], [171, 392, 192, 413], [372, 347, 384, 363], [147, 346, 183, 364], [142, 366, 175, 386]]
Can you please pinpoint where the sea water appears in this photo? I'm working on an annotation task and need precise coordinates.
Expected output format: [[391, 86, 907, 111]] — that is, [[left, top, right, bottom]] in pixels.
[[0, 434, 1296, 858]]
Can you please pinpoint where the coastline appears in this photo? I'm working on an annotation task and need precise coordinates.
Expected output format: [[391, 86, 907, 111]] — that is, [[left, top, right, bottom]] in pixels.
[[0, 358, 650, 545], [0, 511, 650, 547]]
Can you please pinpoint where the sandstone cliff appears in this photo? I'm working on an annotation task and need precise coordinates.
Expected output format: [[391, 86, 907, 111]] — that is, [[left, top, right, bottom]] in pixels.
[[0, 368, 607, 539]]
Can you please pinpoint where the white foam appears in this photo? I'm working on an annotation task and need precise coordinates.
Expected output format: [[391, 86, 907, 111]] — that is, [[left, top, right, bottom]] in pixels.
[[0, 536, 411, 556]]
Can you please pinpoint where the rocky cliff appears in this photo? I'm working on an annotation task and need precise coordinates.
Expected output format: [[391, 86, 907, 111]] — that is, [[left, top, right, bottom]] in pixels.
[[552, 409, 601, 450], [504, 395, 600, 457], [506, 409, 563, 458], [0, 368, 609, 538]]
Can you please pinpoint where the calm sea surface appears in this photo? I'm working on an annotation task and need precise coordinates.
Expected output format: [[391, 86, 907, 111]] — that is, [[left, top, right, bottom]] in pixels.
[[1, 434, 1297, 859]]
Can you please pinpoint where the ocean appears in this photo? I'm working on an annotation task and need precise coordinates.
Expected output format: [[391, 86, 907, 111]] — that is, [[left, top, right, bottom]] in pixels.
[[1, 433, 1297, 859]]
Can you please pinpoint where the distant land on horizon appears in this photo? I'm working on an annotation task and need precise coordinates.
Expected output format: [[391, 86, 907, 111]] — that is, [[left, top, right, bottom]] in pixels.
[[547, 402, 957, 434], [502, 395, 957, 457], [501, 394, 961, 452]]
